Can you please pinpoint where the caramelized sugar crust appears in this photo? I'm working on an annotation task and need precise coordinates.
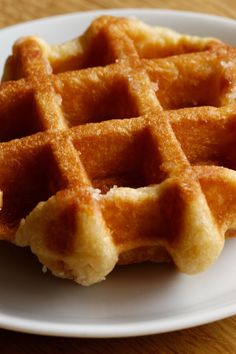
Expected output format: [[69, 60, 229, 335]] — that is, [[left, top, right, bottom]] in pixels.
[[1, 16, 236, 285]]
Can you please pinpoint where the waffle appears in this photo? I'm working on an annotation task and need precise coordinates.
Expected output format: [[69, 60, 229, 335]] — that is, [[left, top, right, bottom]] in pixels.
[[1, 16, 236, 286]]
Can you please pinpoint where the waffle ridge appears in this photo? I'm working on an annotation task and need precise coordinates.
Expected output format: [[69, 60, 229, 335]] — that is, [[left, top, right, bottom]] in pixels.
[[1, 16, 236, 285]]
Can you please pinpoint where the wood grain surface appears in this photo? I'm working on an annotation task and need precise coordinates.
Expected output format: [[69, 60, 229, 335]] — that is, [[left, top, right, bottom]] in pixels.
[[1, 0, 236, 353]]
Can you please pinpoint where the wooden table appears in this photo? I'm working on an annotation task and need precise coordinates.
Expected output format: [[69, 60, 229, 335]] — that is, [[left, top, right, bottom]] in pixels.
[[1, 0, 236, 353]]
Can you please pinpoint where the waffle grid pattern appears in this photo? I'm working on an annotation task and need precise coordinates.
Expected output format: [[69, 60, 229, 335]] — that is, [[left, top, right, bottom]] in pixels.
[[1, 16, 236, 285]]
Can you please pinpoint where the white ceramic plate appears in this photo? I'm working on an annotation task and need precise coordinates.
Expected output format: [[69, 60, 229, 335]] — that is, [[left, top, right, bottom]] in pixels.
[[1, 8, 236, 338]]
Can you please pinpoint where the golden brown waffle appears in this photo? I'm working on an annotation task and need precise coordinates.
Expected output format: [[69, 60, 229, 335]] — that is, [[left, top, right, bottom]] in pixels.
[[1, 16, 236, 285]]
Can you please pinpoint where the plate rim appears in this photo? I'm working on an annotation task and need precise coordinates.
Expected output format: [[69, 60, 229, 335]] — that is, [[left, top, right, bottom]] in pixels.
[[1, 298, 236, 338], [1, 8, 236, 338], [1, 7, 236, 34]]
